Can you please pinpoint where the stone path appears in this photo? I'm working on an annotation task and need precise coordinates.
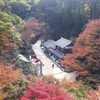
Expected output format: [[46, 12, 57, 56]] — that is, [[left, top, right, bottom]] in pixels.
[[32, 40, 76, 82]]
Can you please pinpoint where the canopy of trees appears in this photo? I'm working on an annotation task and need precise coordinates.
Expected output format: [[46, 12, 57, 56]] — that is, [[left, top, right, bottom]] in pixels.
[[20, 81, 74, 100], [0, 13, 24, 64], [0, 0, 29, 63], [21, 17, 39, 42], [1, 0, 100, 99], [34, 0, 100, 40], [9, 0, 100, 40], [62, 19, 100, 85]]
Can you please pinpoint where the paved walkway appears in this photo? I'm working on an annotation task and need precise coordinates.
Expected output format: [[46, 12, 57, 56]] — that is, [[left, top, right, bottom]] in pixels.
[[32, 40, 76, 82]]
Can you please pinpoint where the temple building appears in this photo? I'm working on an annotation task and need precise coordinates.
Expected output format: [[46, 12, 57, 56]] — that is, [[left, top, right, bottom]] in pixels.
[[43, 37, 73, 63]]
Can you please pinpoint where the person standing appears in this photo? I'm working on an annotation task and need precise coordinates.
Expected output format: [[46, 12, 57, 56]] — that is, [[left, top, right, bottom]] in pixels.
[[52, 64, 54, 68]]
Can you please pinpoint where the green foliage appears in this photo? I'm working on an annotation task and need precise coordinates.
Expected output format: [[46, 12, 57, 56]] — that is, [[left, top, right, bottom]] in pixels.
[[12, 32, 22, 42], [0, 12, 24, 29], [0, 5, 24, 64], [1, 45, 19, 63], [10, 0, 31, 19], [0, 0, 31, 19], [1, 0, 100, 40], [1, 0, 30, 9], [11, 14, 24, 29], [18, 61, 31, 74], [26, 75, 38, 82], [10, 0, 31, 10], [17, 59, 38, 75], [11, 45, 19, 57], [5, 77, 28, 100], [0, 11, 23, 54], [34, 0, 100, 40], [73, 85, 88, 100], [34, 0, 39, 4], [60, 80, 91, 100]]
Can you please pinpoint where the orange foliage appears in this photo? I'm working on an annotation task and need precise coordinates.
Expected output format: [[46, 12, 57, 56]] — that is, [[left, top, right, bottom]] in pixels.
[[86, 85, 100, 100], [86, 91, 99, 100], [60, 80, 79, 91], [78, 71, 89, 76], [0, 62, 20, 88], [0, 91, 9, 100], [62, 19, 100, 77], [0, 34, 14, 53]]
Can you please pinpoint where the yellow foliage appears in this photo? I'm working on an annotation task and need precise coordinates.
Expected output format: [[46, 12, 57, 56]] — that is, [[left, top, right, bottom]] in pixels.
[[60, 79, 79, 92], [0, 90, 9, 100]]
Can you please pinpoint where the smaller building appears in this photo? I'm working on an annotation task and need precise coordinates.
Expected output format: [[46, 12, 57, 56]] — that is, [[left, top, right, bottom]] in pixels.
[[43, 37, 73, 62]]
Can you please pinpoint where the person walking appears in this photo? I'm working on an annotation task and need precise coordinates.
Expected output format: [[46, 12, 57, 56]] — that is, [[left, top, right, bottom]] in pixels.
[[52, 64, 54, 68]]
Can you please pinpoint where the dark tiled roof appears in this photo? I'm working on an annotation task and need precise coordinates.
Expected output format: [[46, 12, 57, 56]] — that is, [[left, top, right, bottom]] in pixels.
[[43, 40, 56, 49], [49, 48, 65, 59], [55, 37, 72, 48]]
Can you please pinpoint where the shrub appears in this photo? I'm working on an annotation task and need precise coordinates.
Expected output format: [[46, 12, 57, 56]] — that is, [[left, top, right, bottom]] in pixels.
[[60, 80, 91, 100], [41, 75, 59, 84], [86, 85, 100, 100], [6, 78, 29, 100]]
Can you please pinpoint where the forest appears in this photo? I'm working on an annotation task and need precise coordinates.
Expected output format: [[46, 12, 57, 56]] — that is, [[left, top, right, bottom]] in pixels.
[[0, 0, 100, 100]]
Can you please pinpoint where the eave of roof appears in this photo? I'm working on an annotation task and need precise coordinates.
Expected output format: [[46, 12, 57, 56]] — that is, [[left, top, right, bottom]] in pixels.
[[65, 46, 73, 49], [48, 48, 65, 59]]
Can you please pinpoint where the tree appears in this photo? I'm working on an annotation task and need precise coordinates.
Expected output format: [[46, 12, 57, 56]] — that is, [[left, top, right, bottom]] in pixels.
[[21, 17, 39, 42], [62, 19, 100, 85], [0, 11, 23, 63], [0, 62, 20, 88], [20, 81, 74, 100], [0, 0, 31, 19], [88, 0, 100, 19], [35, 0, 100, 40], [36, 0, 57, 17], [0, 1, 24, 63], [30, 34, 40, 44], [10, 0, 31, 19]]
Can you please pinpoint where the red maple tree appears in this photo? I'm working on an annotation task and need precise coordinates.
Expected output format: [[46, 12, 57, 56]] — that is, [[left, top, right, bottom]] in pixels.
[[21, 17, 39, 42], [19, 81, 74, 100], [62, 19, 100, 84]]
